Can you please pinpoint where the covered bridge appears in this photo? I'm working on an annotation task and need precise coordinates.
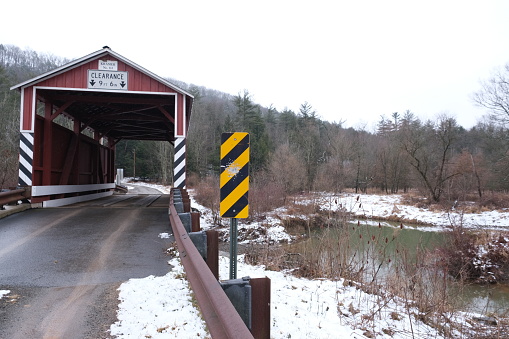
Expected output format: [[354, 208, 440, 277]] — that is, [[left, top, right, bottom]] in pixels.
[[11, 46, 192, 207]]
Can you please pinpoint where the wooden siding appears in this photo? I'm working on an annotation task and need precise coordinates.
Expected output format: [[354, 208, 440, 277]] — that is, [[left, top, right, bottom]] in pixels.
[[176, 93, 185, 136], [21, 86, 33, 131], [33, 115, 114, 187], [33, 58, 178, 93], [20, 55, 182, 132]]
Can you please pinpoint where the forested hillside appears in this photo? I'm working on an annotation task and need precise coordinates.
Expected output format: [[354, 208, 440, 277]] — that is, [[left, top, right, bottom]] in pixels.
[[1, 44, 509, 207]]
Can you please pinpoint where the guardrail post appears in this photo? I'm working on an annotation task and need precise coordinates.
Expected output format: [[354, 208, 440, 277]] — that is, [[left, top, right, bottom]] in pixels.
[[206, 230, 219, 279], [191, 212, 201, 232], [183, 200, 190, 212], [178, 213, 192, 233], [220, 277, 252, 329], [219, 276, 271, 338], [250, 277, 271, 339], [181, 188, 189, 200], [180, 188, 191, 212]]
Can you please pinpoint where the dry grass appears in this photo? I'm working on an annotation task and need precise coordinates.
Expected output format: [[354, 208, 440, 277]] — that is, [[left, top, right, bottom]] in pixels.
[[191, 175, 221, 224], [190, 176, 509, 337], [246, 214, 509, 338], [400, 190, 509, 213]]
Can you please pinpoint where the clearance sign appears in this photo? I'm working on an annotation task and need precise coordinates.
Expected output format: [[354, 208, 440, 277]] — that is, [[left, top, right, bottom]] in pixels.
[[220, 132, 249, 218], [87, 70, 128, 90]]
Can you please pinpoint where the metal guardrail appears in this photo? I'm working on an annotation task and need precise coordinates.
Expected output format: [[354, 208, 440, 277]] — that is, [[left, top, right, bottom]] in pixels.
[[115, 185, 129, 194], [0, 188, 30, 209], [169, 189, 254, 339]]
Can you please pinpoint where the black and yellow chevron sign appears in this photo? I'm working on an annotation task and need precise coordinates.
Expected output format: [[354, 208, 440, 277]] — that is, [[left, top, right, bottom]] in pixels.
[[220, 132, 249, 218]]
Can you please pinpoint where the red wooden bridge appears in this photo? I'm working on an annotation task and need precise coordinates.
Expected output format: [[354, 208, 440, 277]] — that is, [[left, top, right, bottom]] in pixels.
[[11, 46, 192, 207]]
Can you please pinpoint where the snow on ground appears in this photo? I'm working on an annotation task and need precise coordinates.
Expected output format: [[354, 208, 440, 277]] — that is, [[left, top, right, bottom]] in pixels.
[[0, 290, 10, 299], [121, 179, 509, 230], [110, 255, 208, 339], [123, 180, 172, 194], [192, 191, 509, 245], [109, 184, 509, 338], [110, 252, 449, 339], [298, 192, 509, 230], [220, 255, 454, 339]]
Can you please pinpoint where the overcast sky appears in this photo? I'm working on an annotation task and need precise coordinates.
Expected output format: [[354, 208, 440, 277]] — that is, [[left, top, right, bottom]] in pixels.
[[3, 0, 509, 129]]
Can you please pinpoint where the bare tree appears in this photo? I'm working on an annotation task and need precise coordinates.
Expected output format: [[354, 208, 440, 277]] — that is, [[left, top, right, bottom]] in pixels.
[[155, 141, 173, 185], [268, 142, 307, 200], [315, 123, 356, 193], [0, 66, 20, 188], [398, 115, 461, 202], [473, 63, 509, 127], [450, 150, 487, 200]]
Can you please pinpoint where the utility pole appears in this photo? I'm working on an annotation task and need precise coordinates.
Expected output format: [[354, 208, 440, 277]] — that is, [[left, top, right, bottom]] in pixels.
[[133, 148, 136, 178]]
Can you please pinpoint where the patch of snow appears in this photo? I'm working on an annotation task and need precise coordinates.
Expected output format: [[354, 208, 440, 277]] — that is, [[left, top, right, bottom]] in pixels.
[[124, 179, 172, 194], [224, 255, 449, 339], [0, 290, 10, 299], [310, 192, 509, 230], [187, 189, 216, 230], [265, 224, 293, 243], [110, 256, 208, 338], [111, 252, 455, 338]]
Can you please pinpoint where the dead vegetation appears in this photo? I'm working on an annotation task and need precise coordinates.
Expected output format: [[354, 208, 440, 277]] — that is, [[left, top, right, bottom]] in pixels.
[[192, 181, 509, 337]]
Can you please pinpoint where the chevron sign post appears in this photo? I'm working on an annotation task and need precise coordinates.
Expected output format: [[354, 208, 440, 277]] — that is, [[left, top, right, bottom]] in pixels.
[[220, 132, 249, 279]]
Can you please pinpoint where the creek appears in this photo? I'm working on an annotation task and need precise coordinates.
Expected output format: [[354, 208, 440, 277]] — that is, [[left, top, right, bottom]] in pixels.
[[288, 220, 509, 316]]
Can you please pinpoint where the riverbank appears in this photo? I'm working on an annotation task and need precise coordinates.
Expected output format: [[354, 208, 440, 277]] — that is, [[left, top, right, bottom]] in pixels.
[[104, 182, 509, 338], [189, 190, 509, 245], [326, 192, 509, 230]]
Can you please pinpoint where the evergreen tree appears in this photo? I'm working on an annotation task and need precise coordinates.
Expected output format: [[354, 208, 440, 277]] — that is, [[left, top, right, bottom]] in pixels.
[[232, 90, 269, 171]]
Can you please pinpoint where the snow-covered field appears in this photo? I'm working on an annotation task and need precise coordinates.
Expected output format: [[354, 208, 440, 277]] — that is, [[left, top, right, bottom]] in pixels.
[[319, 192, 509, 230], [104, 182, 508, 338]]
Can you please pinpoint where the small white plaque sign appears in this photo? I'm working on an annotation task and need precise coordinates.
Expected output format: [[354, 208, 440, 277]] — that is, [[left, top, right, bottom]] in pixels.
[[98, 60, 118, 71]]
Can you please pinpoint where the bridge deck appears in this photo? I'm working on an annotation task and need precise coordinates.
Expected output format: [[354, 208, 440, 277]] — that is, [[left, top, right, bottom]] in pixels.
[[0, 193, 173, 339], [64, 193, 170, 208]]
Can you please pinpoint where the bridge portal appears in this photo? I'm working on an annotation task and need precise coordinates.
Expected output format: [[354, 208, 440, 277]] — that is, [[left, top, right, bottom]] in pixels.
[[11, 47, 193, 207]]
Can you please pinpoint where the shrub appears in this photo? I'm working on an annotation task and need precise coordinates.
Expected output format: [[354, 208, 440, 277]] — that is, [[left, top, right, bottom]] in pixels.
[[438, 225, 509, 284]]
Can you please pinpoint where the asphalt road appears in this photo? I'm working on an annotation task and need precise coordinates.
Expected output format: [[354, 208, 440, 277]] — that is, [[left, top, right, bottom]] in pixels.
[[0, 191, 173, 339]]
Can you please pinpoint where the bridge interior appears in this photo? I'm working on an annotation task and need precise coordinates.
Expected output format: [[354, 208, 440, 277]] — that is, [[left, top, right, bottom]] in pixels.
[[38, 88, 177, 142]]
